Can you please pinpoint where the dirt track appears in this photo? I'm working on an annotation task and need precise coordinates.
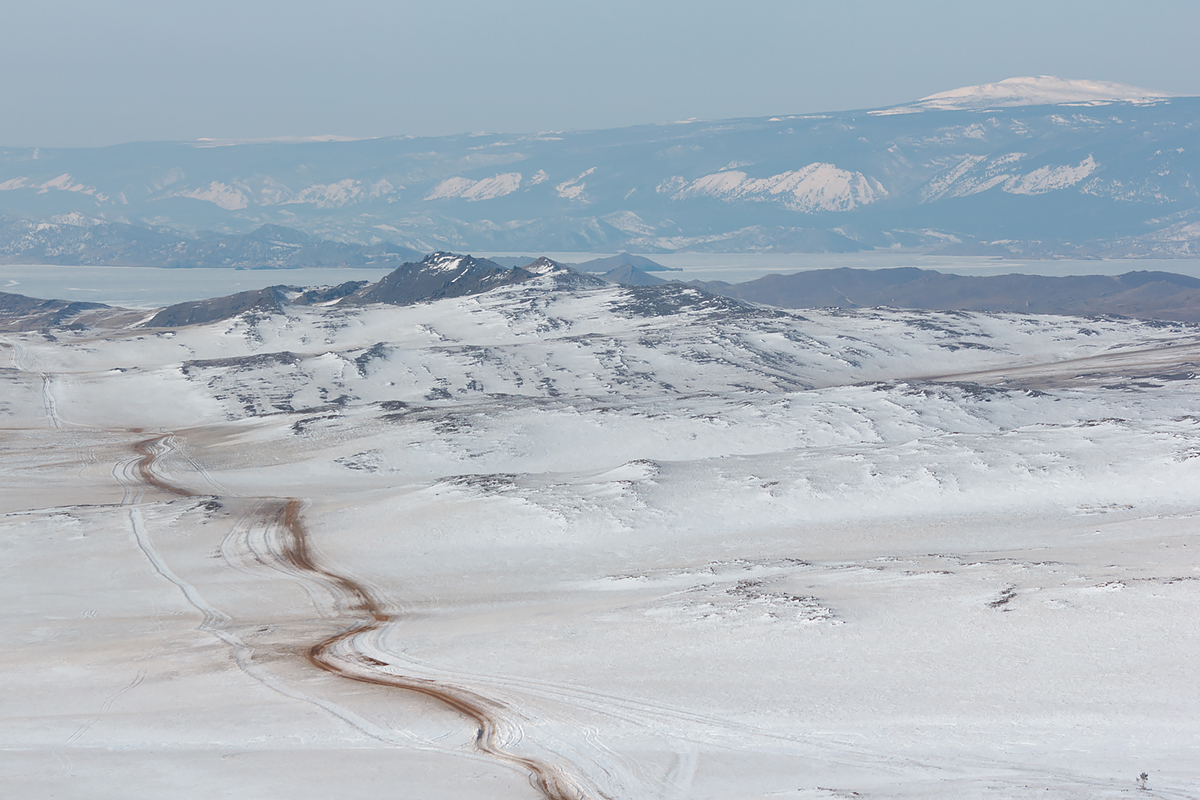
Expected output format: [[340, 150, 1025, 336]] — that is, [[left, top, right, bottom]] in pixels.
[[133, 433, 594, 800]]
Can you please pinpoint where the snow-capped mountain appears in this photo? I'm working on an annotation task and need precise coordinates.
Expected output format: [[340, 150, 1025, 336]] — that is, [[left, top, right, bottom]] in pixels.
[[1, 77, 1197, 257], [908, 75, 1171, 111]]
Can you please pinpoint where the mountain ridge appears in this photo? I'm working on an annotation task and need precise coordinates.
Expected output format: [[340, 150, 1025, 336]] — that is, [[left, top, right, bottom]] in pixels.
[[8, 250, 1200, 331], [0, 218, 423, 268], [707, 266, 1200, 322], [1, 80, 1197, 257]]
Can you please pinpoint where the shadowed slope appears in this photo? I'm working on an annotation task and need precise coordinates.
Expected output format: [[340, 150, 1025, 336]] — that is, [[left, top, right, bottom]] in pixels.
[[714, 267, 1200, 322]]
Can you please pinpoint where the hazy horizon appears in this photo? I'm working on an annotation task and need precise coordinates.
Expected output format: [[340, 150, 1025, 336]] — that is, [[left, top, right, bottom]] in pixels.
[[3, 0, 1199, 148]]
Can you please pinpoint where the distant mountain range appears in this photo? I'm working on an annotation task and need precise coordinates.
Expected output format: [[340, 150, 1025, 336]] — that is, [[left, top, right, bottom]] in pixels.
[[7, 251, 1200, 332], [1, 77, 1197, 260], [570, 253, 678, 272], [699, 267, 1200, 322], [0, 218, 421, 268]]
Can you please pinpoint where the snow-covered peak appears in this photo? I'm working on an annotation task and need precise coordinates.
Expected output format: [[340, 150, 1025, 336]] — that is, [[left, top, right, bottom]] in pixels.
[[521, 257, 568, 276], [423, 252, 470, 273], [914, 76, 1170, 110]]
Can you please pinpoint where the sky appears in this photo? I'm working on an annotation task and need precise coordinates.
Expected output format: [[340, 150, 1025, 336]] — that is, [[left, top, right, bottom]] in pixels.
[[2, 0, 1199, 148]]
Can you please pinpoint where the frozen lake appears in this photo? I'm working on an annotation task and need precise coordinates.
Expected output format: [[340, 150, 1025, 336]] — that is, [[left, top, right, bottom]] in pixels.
[[488, 250, 1200, 284], [0, 264, 395, 309], [5, 252, 1200, 308]]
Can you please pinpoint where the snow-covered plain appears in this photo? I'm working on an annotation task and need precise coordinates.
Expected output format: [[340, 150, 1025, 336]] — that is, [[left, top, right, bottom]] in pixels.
[[2, 274, 1199, 799]]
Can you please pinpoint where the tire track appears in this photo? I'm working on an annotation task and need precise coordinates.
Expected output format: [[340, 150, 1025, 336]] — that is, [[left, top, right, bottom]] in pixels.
[[41, 374, 61, 429], [124, 499, 428, 751], [1, 337, 62, 429], [53, 670, 146, 776], [131, 432, 602, 800]]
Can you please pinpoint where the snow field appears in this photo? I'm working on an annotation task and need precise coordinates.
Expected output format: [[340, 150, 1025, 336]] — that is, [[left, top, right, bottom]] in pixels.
[[2, 277, 1198, 798]]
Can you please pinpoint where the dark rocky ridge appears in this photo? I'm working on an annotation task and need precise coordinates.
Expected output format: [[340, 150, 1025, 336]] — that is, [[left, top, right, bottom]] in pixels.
[[144, 280, 367, 327], [353, 253, 538, 305], [0, 291, 109, 331], [10, 255, 1200, 333], [708, 267, 1200, 322], [597, 265, 666, 286], [144, 253, 602, 327], [573, 253, 678, 273]]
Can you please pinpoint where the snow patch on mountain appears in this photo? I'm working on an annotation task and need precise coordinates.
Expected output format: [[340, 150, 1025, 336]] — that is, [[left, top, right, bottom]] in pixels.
[[192, 134, 363, 148], [171, 181, 250, 210], [915, 76, 1171, 111], [923, 153, 1098, 200], [1005, 155, 1098, 195], [0, 173, 108, 201], [556, 168, 595, 202], [602, 211, 656, 236], [425, 173, 522, 201], [656, 176, 687, 195], [520, 256, 568, 276], [675, 163, 886, 212], [286, 178, 398, 208], [422, 252, 471, 273], [48, 211, 97, 227]]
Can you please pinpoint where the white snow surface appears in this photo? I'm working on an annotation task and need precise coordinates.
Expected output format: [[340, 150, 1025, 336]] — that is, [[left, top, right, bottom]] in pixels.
[[2, 276, 1199, 799]]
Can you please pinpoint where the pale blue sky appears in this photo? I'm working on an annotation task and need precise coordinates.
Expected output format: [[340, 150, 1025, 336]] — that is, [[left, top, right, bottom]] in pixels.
[[2, 0, 1197, 148]]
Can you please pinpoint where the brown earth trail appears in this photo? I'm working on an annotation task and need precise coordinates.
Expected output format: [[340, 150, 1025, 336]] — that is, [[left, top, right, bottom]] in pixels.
[[132, 433, 598, 800]]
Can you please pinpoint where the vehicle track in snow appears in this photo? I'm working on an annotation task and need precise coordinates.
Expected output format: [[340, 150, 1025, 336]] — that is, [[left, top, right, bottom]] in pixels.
[[130, 432, 600, 800], [1, 336, 62, 428], [125, 431, 1179, 800]]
